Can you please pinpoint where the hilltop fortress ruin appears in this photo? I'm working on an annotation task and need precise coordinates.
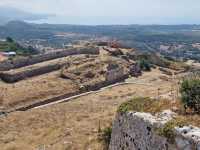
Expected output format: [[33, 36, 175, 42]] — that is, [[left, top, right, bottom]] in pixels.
[[0, 44, 143, 112]]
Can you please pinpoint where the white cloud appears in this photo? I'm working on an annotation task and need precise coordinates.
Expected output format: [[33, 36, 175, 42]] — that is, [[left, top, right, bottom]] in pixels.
[[0, 0, 200, 24]]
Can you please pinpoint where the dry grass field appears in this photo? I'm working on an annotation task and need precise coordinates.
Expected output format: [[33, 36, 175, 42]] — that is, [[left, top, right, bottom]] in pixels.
[[0, 69, 174, 150], [0, 71, 79, 109]]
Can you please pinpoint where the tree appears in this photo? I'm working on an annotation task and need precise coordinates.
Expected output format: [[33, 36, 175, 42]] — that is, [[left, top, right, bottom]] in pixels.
[[6, 37, 14, 43], [27, 46, 39, 55], [180, 78, 200, 113], [139, 59, 151, 71]]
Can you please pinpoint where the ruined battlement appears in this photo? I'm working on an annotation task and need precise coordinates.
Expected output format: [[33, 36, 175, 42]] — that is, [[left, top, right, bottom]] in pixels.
[[0, 47, 99, 83], [0, 47, 99, 71]]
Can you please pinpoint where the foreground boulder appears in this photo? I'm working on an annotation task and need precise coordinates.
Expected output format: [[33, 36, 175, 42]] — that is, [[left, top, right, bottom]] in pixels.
[[109, 110, 200, 150]]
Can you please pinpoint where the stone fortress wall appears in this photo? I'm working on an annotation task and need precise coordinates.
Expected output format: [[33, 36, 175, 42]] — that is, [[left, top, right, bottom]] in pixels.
[[0, 62, 68, 83], [0, 47, 99, 83], [0, 47, 99, 71]]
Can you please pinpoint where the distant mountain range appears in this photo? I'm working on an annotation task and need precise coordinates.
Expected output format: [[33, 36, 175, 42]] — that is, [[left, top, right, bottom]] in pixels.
[[1, 20, 200, 51], [0, 6, 52, 25]]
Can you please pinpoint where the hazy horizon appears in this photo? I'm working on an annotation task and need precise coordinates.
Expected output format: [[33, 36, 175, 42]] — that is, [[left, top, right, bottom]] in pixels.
[[1, 0, 200, 25], [27, 16, 200, 26]]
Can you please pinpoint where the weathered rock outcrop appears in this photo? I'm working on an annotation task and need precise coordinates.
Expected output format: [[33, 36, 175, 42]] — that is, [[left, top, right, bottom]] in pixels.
[[109, 110, 200, 150]]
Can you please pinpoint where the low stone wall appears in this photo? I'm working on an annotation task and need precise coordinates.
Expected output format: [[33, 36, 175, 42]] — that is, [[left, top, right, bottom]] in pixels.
[[105, 67, 125, 82], [83, 74, 129, 91], [0, 62, 68, 83], [14, 90, 81, 111], [5, 73, 129, 111], [109, 111, 200, 150], [159, 67, 173, 76], [0, 47, 99, 71]]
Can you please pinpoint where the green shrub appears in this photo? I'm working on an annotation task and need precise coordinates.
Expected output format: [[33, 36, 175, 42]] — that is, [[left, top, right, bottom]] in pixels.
[[102, 127, 112, 145], [180, 78, 200, 113], [139, 59, 151, 71], [99, 126, 112, 150], [117, 97, 153, 113], [6, 37, 14, 43], [158, 120, 176, 143], [157, 118, 187, 143]]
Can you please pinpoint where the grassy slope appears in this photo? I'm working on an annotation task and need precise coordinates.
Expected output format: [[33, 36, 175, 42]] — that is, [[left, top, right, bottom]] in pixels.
[[118, 97, 200, 127]]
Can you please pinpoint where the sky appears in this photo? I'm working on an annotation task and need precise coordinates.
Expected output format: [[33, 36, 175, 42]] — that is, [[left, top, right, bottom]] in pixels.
[[0, 0, 200, 25]]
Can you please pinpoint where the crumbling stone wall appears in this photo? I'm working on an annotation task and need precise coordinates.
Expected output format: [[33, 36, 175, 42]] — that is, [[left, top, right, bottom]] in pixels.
[[0, 62, 68, 83], [0, 47, 99, 71], [62, 60, 129, 91], [82, 74, 128, 91], [109, 111, 200, 150], [105, 66, 125, 82]]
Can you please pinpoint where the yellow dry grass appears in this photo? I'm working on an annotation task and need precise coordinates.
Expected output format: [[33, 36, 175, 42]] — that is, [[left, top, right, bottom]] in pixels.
[[0, 69, 175, 150]]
